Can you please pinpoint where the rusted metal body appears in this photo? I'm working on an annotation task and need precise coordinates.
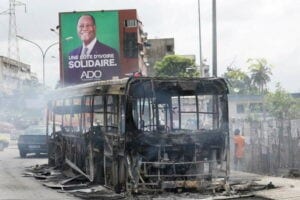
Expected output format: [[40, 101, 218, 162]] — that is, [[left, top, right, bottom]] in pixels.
[[46, 77, 229, 193]]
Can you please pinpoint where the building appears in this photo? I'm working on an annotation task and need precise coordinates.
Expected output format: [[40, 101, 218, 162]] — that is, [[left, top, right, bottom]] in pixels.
[[229, 93, 300, 130], [119, 9, 148, 77], [145, 38, 200, 77], [0, 56, 38, 95], [146, 38, 175, 76], [228, 94, 264, 121]]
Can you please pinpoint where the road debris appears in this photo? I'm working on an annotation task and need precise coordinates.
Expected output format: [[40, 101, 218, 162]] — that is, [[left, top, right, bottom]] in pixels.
[[23, 164, 277, 199]]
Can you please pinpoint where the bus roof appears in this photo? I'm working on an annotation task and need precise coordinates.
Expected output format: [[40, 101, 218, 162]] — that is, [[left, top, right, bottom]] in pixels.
[[127, 77, 229, 97], [48, 77, 229, 100]]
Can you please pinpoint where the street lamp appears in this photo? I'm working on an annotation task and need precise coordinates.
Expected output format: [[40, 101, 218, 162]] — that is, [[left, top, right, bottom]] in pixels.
[[50, 28, 59, 36], [17, 35, 57, 87], [17, 35, 72, 87]]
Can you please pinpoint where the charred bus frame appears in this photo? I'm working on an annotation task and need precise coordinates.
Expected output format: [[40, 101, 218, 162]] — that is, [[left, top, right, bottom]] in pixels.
[[47, 77, 229, 193]]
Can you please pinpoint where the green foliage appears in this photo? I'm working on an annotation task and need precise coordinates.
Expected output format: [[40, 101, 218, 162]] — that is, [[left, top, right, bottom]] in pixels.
[[265, 83, 300, 120], [222, 67, 255, 94], [247, 58, 272, 94], [154, 55, 199, 77], [222, 58, 273, 95]]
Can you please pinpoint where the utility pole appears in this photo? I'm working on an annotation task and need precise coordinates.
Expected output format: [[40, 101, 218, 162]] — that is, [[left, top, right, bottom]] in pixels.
[[0, 0, 26, 61], [197, 0, 204, 77], [212, 0, 217, 77]]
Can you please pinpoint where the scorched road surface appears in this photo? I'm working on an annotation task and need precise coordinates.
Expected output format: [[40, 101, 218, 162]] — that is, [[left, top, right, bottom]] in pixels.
[[0, 142, 80, 200]]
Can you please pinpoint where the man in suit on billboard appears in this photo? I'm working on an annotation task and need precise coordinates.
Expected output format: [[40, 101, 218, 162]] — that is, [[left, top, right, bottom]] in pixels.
[[67, 14, 120, 84], [69, 14, 119, 60]]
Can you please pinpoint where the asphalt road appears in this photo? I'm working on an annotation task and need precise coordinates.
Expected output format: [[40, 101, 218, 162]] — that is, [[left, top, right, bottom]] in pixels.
[[2, 142, 299, 200], [0, 141, 80, 200]]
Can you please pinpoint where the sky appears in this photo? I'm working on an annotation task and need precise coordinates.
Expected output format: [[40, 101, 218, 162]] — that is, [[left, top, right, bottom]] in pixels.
[[0, 0, 299, 92]]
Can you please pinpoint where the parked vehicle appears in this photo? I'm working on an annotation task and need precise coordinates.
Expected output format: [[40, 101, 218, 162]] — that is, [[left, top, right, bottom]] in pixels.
[[17, 125, 48, 158]]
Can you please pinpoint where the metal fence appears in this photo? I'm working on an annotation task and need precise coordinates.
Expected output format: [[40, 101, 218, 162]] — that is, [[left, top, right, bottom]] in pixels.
[[230, 118, 300, 175]]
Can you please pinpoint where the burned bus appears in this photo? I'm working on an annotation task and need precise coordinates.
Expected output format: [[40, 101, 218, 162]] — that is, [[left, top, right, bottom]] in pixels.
[[47, 77, 230, 193]]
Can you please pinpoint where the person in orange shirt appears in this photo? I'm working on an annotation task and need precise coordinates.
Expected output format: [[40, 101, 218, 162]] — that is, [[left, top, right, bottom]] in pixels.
[[234, 128, 245, 170]]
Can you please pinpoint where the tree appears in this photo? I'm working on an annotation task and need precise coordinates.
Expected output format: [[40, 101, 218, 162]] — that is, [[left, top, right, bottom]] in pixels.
[[266, 83, 300, 120], [247, 58, 272, 94], [154, 55, 199, 77], [222, 67, 254, 94]]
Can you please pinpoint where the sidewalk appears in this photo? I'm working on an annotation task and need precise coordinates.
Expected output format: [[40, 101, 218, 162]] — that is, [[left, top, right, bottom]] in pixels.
[[230, 171, 300, 199]]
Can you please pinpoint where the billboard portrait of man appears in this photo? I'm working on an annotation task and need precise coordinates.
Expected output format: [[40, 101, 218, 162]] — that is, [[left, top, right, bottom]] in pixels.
[[60, 11, 121, 85]]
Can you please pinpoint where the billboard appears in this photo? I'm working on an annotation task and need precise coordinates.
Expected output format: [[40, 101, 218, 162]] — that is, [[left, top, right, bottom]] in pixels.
[[60, 10, 121, 86]]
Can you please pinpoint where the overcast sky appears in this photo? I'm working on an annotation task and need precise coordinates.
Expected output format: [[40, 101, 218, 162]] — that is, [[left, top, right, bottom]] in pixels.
[[0, 0, 299, 92]]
